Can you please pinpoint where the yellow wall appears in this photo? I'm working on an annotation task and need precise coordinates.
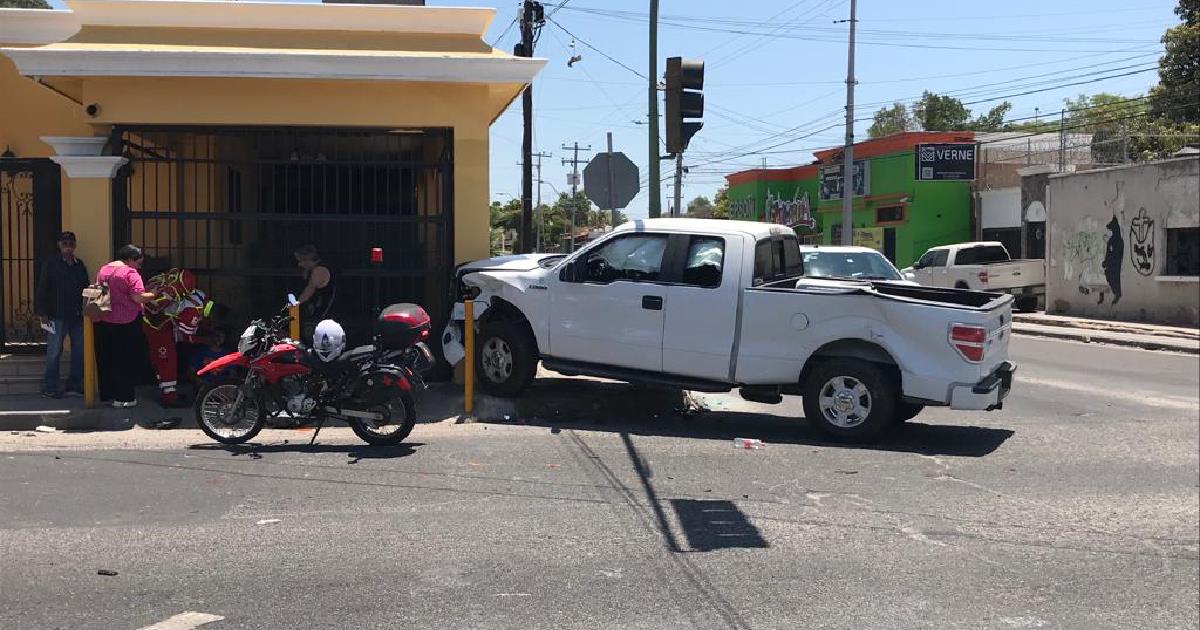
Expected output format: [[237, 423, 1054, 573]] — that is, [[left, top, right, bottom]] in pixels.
[[0, 55, 93, 159], [62, 177, 114, 275]]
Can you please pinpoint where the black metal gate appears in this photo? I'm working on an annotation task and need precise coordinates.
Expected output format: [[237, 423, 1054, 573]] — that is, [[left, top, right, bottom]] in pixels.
[[112, 126, 454, 345], [1, 158, 62, 352]]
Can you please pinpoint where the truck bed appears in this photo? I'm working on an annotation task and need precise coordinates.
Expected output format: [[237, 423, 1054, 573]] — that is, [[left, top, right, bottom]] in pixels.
[[762, 277, 1014, 310]]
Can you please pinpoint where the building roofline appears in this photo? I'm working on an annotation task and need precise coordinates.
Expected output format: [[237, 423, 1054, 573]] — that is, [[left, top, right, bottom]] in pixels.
[[1, 45, 546, 84], [66, 0, 496, 36], [725, 131, 976, 187], [0, 9, 81, 46]]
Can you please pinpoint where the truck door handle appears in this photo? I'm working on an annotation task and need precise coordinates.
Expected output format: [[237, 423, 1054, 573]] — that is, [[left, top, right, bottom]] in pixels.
[[642, 295, 663, 310]]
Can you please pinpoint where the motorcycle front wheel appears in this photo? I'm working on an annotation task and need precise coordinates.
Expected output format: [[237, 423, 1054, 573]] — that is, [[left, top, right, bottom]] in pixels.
[[349, 394, 416, 446], [195, 378, 267, 445]]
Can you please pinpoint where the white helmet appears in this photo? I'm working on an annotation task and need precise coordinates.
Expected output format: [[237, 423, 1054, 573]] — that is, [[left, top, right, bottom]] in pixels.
[[313, 319, 346, 362]]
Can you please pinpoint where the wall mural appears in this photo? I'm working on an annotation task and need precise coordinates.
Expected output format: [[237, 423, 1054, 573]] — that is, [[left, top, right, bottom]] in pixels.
[[729, 198, 755, 220], [1128, 207, 1156, 276], [1061, 183, 1128, 305], [765, 190, 816, 229]]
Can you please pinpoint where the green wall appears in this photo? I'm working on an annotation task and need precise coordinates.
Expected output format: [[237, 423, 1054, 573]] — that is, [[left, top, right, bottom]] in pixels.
[[726, 150, 972, 268]]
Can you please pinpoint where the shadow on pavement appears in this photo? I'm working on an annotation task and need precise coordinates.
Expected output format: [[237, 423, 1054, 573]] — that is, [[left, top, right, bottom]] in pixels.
[[187, 442, 424, 463], [670, 499, 769, 552], [539, 413, 1013, 457]]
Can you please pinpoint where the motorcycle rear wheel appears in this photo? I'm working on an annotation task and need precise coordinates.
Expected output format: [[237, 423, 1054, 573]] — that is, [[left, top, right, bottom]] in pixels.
[[195, 378, 267, 445], [349, 394, 416, 446]]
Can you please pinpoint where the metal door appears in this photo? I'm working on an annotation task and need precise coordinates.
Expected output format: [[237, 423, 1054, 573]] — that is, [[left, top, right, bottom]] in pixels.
[[0, 158, 62, 352], [112, 126, 453, 346]]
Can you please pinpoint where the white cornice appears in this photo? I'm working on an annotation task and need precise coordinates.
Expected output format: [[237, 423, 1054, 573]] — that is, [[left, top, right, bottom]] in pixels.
[[0, 10, 80, 46], [50, 156, 128, 179], [42, 136, 109, 157], [2, 47, 546, 84], [67, 0, 494, 36]]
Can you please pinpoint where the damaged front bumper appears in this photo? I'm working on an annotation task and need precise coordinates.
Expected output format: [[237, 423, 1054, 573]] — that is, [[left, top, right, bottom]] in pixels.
[[440, 299, 489, 366]]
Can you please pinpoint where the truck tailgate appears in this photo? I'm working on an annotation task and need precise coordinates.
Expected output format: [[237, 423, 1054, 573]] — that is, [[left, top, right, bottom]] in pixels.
[[979, 260, 1045, 290]]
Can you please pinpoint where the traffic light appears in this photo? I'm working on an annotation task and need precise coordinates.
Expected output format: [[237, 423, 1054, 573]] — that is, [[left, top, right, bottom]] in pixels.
[[664, 57, 704, 154]]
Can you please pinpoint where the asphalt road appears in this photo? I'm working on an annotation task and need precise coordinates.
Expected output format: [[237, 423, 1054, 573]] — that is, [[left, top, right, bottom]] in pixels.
[[1, 336, 1197, 630]]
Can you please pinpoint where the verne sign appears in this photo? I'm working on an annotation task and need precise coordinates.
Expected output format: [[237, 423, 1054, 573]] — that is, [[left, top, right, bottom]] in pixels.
[[818, 160, 869, 201], [915, 143, 977, 181]]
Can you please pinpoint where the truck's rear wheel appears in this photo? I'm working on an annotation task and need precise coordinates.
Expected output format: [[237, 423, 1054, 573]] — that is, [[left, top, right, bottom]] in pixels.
[[475, 321, 537, 397], [802, 359, 897, 442], [894, 401, 925, 423]]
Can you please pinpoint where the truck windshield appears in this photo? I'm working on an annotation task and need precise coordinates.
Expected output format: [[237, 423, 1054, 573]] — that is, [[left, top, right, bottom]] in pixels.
[[956, 245, 1010, 265], [802, 251, 903, 281]]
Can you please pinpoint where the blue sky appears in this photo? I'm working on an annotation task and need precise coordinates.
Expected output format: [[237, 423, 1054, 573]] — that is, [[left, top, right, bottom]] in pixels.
[[46, 0, 1180, 218], [466, 0, 1178, 218]]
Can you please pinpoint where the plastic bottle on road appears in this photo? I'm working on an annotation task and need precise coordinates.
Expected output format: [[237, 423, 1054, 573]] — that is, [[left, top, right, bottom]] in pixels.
[[733, 438, 765, 450]]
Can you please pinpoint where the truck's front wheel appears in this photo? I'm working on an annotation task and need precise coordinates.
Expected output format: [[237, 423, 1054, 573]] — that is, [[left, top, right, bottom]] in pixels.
[[802, 359, 897, 442], [475, 321, 537, 397]]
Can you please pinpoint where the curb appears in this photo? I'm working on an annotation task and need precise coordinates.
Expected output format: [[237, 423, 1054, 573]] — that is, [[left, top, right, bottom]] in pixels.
[[1012, 324, 1200, 354]]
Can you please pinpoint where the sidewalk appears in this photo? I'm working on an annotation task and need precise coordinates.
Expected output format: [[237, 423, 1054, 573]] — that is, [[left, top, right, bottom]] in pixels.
[[1012, 313, 1200, 354]]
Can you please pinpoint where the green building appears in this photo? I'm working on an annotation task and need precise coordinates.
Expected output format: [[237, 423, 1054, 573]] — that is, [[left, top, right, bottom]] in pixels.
[[724, 131, 977, 268]]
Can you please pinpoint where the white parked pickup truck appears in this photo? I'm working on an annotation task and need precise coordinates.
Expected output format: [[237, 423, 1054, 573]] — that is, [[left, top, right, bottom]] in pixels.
[[902, 241, 1045, 311], [443, 219, 1016, 441]]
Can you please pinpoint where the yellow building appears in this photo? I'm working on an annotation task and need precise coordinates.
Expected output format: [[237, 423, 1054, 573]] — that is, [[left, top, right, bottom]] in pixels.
[[0, 0, 543, 347]]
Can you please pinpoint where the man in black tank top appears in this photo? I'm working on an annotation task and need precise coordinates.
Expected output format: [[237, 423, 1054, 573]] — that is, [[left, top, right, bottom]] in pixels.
[[294, 244, 337, 341]]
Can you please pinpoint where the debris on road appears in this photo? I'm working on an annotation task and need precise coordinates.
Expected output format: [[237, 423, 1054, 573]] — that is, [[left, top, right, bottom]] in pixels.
[[34, 425, 57, 433], [256, 518, 282, 525], [147, 417, 182, 430], [733, 438, 765, 450], [96, 569, 118, 576]]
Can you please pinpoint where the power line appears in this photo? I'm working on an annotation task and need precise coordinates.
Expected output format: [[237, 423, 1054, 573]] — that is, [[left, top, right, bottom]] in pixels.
[[544, 16, 647, 80]]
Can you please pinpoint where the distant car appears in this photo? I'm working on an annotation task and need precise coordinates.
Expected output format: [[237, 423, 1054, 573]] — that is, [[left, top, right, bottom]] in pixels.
[[800, 245, 917, 285]]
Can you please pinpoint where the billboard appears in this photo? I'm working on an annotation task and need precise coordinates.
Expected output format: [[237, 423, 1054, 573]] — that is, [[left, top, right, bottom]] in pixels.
[[819, 160, 869, 201], [915, 143, 977, 181]]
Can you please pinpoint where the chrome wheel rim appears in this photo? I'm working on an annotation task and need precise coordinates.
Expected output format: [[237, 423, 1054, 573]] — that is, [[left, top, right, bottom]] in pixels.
[[817, 376, 872, 428], [199, 384, 261, 439], [481, 337, 513, 384]]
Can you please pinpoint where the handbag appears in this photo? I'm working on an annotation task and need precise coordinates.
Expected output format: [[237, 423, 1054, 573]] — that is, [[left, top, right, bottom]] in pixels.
[[82, 282, 111, 319]]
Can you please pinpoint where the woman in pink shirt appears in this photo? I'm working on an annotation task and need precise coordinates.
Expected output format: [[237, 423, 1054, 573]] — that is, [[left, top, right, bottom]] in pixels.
[[94, 245, 157, 407]]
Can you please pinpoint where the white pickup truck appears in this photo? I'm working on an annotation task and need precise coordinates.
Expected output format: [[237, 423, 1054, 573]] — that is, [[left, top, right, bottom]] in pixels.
[[443, 219, 1016, 441], [903, 242, 1045, 311]]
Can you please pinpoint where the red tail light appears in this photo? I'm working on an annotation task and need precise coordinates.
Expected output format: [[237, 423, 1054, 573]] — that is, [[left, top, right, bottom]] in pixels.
[[950, 323, 987, 363], [977, 271, 989, 285]]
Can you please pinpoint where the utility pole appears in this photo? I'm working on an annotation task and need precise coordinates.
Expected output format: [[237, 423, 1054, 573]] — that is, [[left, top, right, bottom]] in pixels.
[[606, 132, 616, 227], [647, 0, 662, 218], [561, 142, 592, 252], [673, 153, 684, 217], [517, 1, 543, 253], [1058, 108, 1066, 173], [838, 0, 857, 245], [518, 151, 552, 251]]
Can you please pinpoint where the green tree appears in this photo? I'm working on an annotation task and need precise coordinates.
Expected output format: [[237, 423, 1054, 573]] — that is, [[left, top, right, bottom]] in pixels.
[[1151, 0, 1199, 123], [1065, 92, 1199, 163], [971, 102, 1013, 131], [686, 195, 714, 217], [867, 102, 913, 138], [712, 186, 731, 219], [0, 0, 52, 8], [912, 91, 971, 131]]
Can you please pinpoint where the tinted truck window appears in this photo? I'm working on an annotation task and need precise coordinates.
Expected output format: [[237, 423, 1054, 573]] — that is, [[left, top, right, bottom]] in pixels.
[[955, 245, 1010, 265]]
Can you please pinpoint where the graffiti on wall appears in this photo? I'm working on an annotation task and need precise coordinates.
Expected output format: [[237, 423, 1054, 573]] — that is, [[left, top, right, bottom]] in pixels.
[[729, 198, 755, 220], [1061, 183, 1128, 305], [1128, 207, 1156, 276], [765, 190, 816, 229]]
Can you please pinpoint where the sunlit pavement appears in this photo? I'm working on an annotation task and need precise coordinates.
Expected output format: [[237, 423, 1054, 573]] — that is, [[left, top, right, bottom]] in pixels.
[[1, 336, 1197, 630]]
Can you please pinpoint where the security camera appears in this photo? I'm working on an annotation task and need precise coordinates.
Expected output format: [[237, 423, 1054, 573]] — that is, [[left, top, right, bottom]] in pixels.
[[85, 103, 101, 117]]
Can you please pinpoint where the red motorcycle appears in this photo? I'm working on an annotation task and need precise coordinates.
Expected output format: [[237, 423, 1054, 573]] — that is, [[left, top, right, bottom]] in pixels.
[[194, 298, 433, 446]]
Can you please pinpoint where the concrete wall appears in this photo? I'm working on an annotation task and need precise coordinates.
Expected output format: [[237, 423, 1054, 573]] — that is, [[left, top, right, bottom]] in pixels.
[[1046, 157, 1200, 325]]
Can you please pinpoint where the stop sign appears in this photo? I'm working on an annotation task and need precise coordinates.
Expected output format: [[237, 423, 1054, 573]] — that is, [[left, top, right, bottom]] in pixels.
[[583, 152, 640, 210]]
